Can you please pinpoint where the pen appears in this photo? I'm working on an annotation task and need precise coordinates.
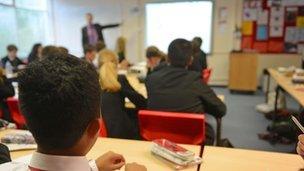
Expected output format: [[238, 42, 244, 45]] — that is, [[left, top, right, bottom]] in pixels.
[[291, 115, 304, 133]]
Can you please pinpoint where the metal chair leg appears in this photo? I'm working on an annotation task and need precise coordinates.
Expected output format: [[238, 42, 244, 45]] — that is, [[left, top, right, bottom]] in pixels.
[[216, 118, 222, 146], [197, 143, 205, 171]]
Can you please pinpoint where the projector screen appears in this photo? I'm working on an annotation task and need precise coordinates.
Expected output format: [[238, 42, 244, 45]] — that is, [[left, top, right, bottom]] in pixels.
[[146, 1, 213, 53]]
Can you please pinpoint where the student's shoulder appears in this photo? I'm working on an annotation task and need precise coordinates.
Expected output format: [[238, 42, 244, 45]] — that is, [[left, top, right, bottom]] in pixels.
[[1, 56, 8, 61], [187, 70, 201, 81]]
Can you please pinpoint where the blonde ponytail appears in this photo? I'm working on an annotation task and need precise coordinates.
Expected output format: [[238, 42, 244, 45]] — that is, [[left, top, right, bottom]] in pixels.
[[98, 49, 121, 92]]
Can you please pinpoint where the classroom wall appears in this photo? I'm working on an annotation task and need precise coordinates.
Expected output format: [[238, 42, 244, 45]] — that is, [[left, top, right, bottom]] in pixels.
[[52, 0, 302, 85], [206, 0, 301, 86], [52, 0, 142, 62]]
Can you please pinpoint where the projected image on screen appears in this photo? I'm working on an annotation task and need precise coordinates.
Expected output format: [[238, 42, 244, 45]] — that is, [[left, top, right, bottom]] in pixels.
[[146, 1, 213, 53]]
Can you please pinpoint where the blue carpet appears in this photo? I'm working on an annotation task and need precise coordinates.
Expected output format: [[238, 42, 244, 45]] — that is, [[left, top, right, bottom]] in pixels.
[[208, 87, 297, 153]]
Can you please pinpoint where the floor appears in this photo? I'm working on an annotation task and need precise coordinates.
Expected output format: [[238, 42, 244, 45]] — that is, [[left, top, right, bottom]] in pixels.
[[208, 87, 298, 153]]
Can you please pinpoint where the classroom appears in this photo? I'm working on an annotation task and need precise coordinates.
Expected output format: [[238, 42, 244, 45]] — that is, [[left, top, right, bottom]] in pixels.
[[0, 0, 303, 170]]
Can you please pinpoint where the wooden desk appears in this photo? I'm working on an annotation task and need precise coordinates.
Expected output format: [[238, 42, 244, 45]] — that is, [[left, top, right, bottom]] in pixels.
[[267, 68, 304, 106], [4, 130, 302, 171]]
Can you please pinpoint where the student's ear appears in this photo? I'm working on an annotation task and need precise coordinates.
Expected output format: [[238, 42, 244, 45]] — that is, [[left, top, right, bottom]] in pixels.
[[87, 119, 100, 138]]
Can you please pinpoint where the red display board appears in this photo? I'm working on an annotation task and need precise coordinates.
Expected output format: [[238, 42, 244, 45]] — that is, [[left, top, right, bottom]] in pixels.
[[241, 0, 304, 53]]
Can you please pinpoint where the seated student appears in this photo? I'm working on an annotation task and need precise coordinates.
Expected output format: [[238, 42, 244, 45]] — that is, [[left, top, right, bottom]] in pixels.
[[1, 45, 24, 72], [99, 49, 146, 139], [0, 53, 146, 171], [189, 37, 207, 73], [145, 46, 167, 75], [28, 43, 43, 63], [0, 67, 15, 122], [82, 45, 97, 65], [146, 39, 226, 144]]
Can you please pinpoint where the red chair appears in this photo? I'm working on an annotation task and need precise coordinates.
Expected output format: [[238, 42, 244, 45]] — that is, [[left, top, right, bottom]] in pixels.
[[98, 118, 107, 137], [6, 98, 26, 129], [138, 110, 205, 157], [202, 68, 212, 84]]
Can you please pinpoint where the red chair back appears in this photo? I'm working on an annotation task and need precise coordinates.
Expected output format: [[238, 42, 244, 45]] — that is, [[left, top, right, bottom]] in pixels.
[[138, 110, 205, 145], [98, 118, 107, 137], [202, 68, 212, 84], [6, 98, 26, 128]]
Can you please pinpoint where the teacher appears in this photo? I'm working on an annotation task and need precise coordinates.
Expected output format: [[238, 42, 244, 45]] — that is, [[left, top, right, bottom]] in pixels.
[[81, 13, 120, 51]]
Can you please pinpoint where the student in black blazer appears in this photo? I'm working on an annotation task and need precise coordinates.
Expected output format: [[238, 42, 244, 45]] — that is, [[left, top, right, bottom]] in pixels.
[[82, 13, 120, 50], [0, 68, 15, 122], [146, 39, 226, 144], [99, 49, 146, 139], [189, 37, 208, 73]]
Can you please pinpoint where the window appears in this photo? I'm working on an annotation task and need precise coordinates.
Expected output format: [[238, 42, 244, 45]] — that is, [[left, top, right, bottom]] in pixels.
[[146, 1, 213, 53], [0, 0, 51, 58], [0, 0, 13, 5]]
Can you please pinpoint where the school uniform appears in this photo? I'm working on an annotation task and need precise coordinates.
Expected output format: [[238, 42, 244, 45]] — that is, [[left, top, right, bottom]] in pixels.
[[0, 152, 98, 171]]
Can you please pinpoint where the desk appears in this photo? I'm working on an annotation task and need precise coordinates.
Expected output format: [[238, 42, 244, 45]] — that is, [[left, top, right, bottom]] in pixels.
[[3, 129, 302, 171], [267, 68, 304, 107]]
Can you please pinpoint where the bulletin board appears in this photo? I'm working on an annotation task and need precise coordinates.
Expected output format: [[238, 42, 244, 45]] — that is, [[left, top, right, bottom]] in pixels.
[[241, 0, 304, 53]]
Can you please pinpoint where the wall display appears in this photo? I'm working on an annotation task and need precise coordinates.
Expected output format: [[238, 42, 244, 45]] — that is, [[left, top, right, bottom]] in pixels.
[[257, 9, 269, 25], [297, 16, 304, 28], [253, 41, 268, 52], [242, 0, 304, 53], [285, 27, 298, 43], [257, 25, 268, 40], [298, 44, 304, 54], [242, 21, 254, 35], [269, 25, 283, 37], [243, 8, 258, 21], [285, 7, 298, 24]]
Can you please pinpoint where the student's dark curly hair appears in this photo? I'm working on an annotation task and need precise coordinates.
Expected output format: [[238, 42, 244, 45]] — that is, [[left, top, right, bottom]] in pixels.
[[18, 53, 101, 150]]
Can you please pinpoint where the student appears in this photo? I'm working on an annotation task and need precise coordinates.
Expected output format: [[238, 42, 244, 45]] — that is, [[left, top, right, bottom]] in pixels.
[[145, 46, 167, 75], [82, 13, 120, 50], [0, 67, 15, 122], [189, 37, 207, 73], [99, 49, 146, 139], [146, 39, 226, 144], [82, 45, 97, 64], [0, 53, 146, 170], [1, 45, 24, 72], [28, 43, 43, 63]]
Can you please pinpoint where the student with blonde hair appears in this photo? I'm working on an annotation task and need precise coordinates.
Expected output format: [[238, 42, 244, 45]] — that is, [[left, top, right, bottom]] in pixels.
[[99, 49, 146, 139]]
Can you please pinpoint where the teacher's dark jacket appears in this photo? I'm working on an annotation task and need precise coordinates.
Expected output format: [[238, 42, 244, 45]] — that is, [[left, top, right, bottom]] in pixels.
[[82, 23, 119, 49], [146, 66, 226, 118], [101, 75, 146, 139]]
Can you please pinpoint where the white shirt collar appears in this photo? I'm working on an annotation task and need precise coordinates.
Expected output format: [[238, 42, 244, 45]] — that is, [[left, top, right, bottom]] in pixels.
[[29, 152, 91, 171]]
